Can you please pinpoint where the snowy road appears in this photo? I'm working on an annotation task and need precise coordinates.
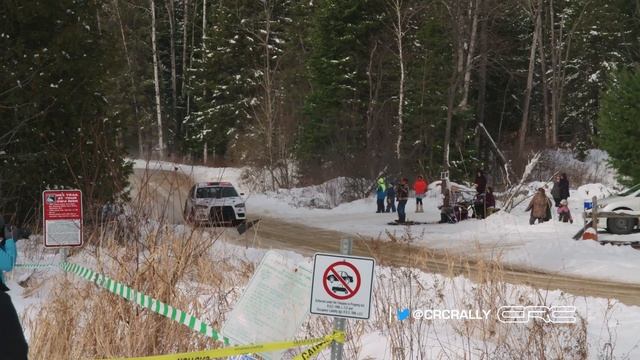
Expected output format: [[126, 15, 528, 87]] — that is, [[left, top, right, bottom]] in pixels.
[[131, 167, 640, 306]]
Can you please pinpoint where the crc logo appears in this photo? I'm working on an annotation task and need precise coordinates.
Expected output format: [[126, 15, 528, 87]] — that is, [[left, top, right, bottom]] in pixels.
[[497, 306, 577, 324]]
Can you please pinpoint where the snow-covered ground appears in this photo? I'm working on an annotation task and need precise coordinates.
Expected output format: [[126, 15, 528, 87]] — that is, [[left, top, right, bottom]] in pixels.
[[5, 158, 639, 359], [9, 233, 640, 359], [133, 159, 640, 285]]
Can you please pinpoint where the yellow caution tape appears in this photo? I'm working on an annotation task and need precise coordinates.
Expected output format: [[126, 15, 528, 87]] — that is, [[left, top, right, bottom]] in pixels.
[[107, 331, 345, 360], [292, 330, 345, 360]]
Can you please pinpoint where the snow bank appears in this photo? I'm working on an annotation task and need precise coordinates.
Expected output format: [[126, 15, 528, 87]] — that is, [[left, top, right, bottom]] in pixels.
[[261, 177, 368, 209]]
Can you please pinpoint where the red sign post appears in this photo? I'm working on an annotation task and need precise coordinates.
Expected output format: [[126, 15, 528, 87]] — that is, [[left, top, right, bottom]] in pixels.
[[43, 190, 83, 248]]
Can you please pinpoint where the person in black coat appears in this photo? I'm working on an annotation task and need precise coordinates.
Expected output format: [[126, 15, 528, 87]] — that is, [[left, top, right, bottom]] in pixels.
[[0, 216, 29, 360], [396, 178, 409, 223], [474, 170, 487, 194], [559, 173, 570, 201], [551, 174, 562, 207], [385, 182, 396, 213]]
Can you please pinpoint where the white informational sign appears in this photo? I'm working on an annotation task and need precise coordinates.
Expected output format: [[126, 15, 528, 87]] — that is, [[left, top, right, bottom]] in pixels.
[[310, 253, 375, 320], [222, 251, 312, 360], [43, 190, 83, 248]]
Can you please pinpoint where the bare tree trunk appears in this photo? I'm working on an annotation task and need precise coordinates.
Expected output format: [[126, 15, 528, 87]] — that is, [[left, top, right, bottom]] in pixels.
[[475, 0, 488, 152], [113, 0, 144, 157], [166, 0, 179, 153], [203, 142, 208, 164], [263, 1, 274, 174], [549, 0, 559, 146], [547, 0, 587, 146], [181, 0, 189, 98], [388, 0, 406, 162], [537, 15, 551, 146], [365, 41, 380, 152], [459, 0, 480, 109], [518, 1, 541, 155], [151, 0, 164, 158], [444, 81, 456, 173], [202, 0, 207, 42], [201, 0, 207, 163], [443, 0, 465, 175]]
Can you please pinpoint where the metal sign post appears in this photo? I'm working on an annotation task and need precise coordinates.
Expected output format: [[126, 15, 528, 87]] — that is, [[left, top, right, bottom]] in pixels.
[[330, 238, 352, 360]]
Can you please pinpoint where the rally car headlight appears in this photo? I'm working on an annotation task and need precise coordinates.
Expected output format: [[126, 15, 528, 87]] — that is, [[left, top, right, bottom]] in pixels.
[[235, 203, 245, 208]]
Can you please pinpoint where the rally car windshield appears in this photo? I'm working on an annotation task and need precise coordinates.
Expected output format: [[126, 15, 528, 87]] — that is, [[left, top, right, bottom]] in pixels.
[[617, 184, 640, 197], [196, 187, 239, 199]]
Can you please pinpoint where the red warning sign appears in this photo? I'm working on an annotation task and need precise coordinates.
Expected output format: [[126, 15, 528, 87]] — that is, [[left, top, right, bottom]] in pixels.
[[43, 190, 83, 248], [322, 261, 361, 300]]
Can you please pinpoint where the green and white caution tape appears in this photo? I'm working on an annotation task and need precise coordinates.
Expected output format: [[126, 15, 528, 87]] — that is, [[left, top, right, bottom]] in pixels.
[[15, 263, 58, 269], [15, 261, 346, 360], [16, 261, 229, 345], [60, 262, 230, 345]]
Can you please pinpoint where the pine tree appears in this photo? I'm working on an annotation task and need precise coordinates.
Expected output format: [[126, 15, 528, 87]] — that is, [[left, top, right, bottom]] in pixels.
[[598, 69, 640, 185], [184, 0, 259, 161], [0, 0, 131, 223], [299, 0, 385, 176]]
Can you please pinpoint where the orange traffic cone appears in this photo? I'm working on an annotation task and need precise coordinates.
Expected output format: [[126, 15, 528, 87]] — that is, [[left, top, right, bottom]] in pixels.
[[582, 227, 598, 241]]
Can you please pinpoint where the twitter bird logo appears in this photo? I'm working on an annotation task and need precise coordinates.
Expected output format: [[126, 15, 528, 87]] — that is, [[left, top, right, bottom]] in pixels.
[[397, 308, 410, 321]]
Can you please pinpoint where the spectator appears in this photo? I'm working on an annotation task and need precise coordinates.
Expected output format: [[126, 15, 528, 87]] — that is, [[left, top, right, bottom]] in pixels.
[[375, 177, 386, 213], [526, 188, 552, 225], [559, 173, 570, 201], [396, 178, 409, 223], [557, 199, 573, 223], [485, 186, 497, 217], [474, 186, 497, 219], [474, 170, 487, 194], [0, 216, 29, 359], [386, 181, 396, 213], [551, 174, 562, 207], [413, 175, 428, 213], [439, 181, 457, 223], [485, 186, 496, 209]]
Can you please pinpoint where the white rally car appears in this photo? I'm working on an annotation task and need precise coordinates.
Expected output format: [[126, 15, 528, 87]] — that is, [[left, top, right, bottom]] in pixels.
[[597, 184, 640, 234], [184, 182, 246, 226]]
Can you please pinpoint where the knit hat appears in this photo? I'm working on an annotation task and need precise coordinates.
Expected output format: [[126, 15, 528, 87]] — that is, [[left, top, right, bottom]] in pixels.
[[560, 199, 568, 206]]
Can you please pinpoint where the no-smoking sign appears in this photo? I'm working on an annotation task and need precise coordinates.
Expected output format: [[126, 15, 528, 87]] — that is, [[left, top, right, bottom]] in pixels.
[[310, 254, 375, 320]]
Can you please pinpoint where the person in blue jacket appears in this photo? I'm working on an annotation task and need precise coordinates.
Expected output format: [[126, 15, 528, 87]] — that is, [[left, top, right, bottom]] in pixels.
[[375, 177, 386, 213], [0, 216, 29, 359]]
